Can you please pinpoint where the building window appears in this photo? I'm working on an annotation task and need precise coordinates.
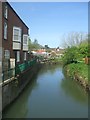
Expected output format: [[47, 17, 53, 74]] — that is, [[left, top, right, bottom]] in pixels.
[[24, 52, 26, 61], [4, 50, 10, 59], [23, 35, 28, 45], [13, 27, 21, 42], [4, 5, 8, 19], [4, 22, 7, 39], [17, 51, 20, 62]]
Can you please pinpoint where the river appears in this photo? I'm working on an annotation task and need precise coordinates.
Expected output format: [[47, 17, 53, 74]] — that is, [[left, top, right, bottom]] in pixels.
[[3, 64, 88, 118]]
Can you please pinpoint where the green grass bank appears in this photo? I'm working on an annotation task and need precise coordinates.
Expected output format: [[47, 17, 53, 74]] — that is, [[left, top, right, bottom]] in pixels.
[[64, 62, 90, 91]]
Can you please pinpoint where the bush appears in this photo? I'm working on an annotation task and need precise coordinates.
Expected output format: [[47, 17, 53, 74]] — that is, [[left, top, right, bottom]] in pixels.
[[62, 46, 79, 66], [63, 41, 88, 66]]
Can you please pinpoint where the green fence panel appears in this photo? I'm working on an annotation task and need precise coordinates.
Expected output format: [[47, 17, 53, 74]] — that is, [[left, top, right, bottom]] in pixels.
[[3, 59, 37, 81], [15, 59, 37, 75]]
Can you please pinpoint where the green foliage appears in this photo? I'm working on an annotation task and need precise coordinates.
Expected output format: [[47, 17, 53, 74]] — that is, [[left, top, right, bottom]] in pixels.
[[65, 63, 88, 81], [63, 40, 88, 66], [28, 38, 34, 51], [63, 46, 79, 65], [45, 45, 49, 49], [28, 38, 43, 51], [79, 40, 89, 57]]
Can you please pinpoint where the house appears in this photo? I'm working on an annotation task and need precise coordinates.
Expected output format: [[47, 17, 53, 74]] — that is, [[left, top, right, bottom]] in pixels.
[[49, 47, 65, 58], [0, 1, 29, 72], [55, 48, 65, 57]]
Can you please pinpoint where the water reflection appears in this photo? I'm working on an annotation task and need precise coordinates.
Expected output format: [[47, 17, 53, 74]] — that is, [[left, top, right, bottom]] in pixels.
[[61, 77, 88, 104], [3, 64, 88, 118], [3, 73, 39, 118], [38, 64, 62, 74]]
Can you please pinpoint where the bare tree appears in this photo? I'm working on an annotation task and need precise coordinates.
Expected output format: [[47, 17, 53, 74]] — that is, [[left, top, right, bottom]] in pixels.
[[61, 31, 88, 48]]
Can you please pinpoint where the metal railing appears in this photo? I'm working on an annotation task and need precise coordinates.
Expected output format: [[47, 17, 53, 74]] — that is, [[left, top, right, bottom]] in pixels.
[[2, 59, 37, 82], [2, 68, 15, 82]]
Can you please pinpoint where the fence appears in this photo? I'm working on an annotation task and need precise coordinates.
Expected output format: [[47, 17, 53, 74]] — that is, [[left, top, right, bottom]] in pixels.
[[2, 59, 37, 82], [15, 59, 37, 75], [2, 68, 15, 82]]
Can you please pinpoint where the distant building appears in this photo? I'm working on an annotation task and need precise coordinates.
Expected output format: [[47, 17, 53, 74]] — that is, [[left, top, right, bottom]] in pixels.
[[31, 49, 47, 56], [50, 47, 65, 58], [0, 1, 29, 71]]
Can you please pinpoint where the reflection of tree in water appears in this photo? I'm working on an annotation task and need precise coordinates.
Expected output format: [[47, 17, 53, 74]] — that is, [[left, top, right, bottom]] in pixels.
[[38, 64, 62, 75], [3, 72, 39, 118], [61, 78, 88, 104]]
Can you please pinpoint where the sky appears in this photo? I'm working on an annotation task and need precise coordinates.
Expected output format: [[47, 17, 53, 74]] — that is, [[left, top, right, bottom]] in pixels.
[[10, 2, 88, 48]]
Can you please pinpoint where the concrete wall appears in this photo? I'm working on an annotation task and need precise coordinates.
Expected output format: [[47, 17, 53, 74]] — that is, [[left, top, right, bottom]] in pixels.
[[2, 63, 41, 111], [0, 1, 2, 119], [0, 1, 2, 79]]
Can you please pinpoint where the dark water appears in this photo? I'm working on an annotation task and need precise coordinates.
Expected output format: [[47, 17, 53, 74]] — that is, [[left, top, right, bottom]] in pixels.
[[3, 64, 88, 118]]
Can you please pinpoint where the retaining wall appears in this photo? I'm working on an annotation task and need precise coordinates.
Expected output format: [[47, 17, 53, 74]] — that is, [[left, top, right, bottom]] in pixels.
[[2, 63, 42, 111]]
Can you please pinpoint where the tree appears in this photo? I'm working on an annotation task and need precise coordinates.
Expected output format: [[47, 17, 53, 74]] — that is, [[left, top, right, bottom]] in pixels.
[[79, 40, 88, 58], [28, 38, 44, 51], [62, 38, 88, 66], [28, 37, 34, 51], [33, 39, 38, 45], [62, 32, 87, 48], [45, 45, 49, 49], [62, 46, 79, 65]]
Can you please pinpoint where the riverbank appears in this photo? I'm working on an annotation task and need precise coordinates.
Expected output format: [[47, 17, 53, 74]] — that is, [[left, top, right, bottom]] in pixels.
[[40, 57, 63, 65], [64, 62, 90, 92]]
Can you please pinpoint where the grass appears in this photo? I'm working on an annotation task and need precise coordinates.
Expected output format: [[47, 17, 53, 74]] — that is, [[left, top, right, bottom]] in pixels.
[[65, 62, 88, 82]]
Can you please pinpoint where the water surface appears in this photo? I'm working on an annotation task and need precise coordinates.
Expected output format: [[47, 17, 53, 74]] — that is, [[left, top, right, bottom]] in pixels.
[[3, 64, 88, 118]]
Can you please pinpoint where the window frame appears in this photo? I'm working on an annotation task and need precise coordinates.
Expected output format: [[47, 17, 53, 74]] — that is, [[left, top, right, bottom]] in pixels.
[[24, 52, 27, 61], [23, 34, 28, 45], [4, 5, 8, 19], [13, 27, 21, 42], [16, 51, 20, 62], [4, 50, 10, 59], [4, 22, 7, 40]]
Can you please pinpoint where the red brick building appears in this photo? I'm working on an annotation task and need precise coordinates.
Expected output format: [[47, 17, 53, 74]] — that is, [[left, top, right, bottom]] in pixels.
[[0, 1, 29, 71]]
